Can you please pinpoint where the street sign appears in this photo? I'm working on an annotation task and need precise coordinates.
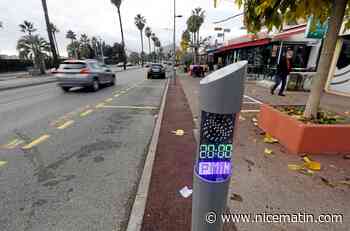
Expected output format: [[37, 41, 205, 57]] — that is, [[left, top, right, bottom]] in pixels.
[[305, 16, 328, 39], [223, 29, 231, 33], [214, 27, 223, 31], [192, 61, 247, 231], [217, 33, 224, 37]]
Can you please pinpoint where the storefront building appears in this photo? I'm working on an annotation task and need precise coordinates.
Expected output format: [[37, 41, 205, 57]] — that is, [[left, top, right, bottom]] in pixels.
[[326, 27, 350, 97], [209, 25, 322, 83]]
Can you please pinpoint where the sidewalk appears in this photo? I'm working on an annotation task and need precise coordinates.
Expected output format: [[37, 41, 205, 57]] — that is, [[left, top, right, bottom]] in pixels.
[[177, 72, 349, 231], [0, 75, 57, 91]]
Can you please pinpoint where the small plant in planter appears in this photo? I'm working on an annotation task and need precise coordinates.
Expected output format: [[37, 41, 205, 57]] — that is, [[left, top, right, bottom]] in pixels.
[[258, 104, 350, 155], [276, 106, 349, 125]]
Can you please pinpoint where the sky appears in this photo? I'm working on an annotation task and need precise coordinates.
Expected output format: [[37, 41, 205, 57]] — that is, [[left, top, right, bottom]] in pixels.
[[0, 0, 246, 56]]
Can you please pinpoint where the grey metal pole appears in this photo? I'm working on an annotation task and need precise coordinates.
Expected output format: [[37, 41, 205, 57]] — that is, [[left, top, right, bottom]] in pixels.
[[191, 61, 247, 231], [173, 0, 176, 85], [99, 38, 105, 64]]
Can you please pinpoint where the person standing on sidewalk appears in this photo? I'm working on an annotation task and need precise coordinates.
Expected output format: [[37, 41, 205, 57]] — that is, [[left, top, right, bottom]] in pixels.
[[271, 48, 293, 96]]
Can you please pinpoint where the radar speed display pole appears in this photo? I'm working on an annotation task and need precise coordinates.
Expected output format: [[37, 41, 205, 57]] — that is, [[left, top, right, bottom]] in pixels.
[[192, 61, 247, 231]]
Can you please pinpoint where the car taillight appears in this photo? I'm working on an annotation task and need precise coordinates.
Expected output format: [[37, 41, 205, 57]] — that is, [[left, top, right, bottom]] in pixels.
[[80, 68, 90, 74]]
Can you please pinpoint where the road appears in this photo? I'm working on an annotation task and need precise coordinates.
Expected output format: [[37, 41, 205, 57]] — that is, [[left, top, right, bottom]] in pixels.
[[0, 68, 167, 231]]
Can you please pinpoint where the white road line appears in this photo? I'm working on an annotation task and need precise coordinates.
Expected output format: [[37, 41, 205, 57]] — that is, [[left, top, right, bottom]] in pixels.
[[244, 95, 263, 104], [241, 109, 261, 113]]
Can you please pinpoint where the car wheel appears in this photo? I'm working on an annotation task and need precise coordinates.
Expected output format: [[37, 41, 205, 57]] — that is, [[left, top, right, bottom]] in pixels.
[[61, 87, 70, 92], [110, 76, 116, 86], [91, 79, 100, 92]]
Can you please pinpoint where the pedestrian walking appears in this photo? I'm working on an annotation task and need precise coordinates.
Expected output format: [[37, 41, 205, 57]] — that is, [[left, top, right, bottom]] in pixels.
[[271, 48, 293, 96]]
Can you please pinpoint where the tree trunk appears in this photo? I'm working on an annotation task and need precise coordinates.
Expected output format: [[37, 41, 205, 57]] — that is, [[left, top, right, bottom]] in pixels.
[[41, 0, 58, 68], [304, 0, 347, 118], [117, 7, 126, 70], [53, 32, 60, 57], [148, 37, 151, 55], [140, 31, 144, 67]]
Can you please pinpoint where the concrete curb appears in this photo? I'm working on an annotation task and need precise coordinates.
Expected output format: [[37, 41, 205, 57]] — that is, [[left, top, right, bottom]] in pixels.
[[0, 79, 58, 92], [126, 78, 170, 231]]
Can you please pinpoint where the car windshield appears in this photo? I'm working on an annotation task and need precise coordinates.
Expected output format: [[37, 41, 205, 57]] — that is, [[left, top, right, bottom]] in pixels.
[[151, 64, 163, 68], [59, 62, 87, 70]]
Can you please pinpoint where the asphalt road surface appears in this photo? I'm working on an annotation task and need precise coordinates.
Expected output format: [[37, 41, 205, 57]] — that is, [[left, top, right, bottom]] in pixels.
[[0, 68, 167, 231]]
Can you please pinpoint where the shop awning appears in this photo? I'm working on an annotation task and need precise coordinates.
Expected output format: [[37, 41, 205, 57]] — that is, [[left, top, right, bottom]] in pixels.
[[216, 38, 271, 53], [273, 25, 306, 40]]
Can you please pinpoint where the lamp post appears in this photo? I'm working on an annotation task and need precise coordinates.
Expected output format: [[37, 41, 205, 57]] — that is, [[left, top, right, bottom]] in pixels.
[[173, 0, 182, 85], [98, 37, 105, 64]]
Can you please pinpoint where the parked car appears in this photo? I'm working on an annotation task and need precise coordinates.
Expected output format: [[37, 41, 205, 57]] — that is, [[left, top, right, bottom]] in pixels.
[[126, 62, 133, 67], [116, 62, 124, 67], [53, 60, 116, 92], [147, 64, 166, 79], [100, 63, 113, 72]]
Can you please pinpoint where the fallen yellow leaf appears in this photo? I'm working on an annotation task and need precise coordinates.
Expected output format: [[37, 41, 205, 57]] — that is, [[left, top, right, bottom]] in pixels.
[[302, 156, 321, 171], [304, 161, 321, 171], [288, 164, 303, 171], [264, 148, 273, 155], [172, 129, 185, 136], [264, 134, 278, 144], [303, 156, 312, 163]]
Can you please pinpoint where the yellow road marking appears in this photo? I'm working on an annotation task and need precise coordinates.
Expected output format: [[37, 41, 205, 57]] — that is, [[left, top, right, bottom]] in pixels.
[[105, 98, 113, 103], [80, 109, 93, 117], [0, 160, 7, 167], [120, 91, 127, 94], [22, 134, 50, 150], [100, 105, 158, 110], [1, 139, 24, 149], [114, 94, 120, 97], [95, 103, 105, 109], [57, 120, 74, 130]]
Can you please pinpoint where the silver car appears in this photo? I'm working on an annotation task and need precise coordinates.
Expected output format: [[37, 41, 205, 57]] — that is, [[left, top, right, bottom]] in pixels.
[[54, 60, 116, 92]]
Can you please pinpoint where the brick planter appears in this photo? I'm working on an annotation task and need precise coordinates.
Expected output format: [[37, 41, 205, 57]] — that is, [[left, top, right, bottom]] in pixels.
[[258, 104, 350, 155]]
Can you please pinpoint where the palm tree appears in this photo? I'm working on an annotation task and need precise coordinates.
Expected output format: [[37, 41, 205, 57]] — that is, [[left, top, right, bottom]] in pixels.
[[17, 35, 50, 74], [186, 8, 205, 64], [155, 39, 161, 62], [151, 34, 158, 62], [111, 0, 126, 70], [66, 30, 78, 58], [145, 27, 152, 55], [79, 34, 92, 59], [91, 37, 98, 58], [19, 21, 37, 36], [134, 14, 146, 66], [40, 0, 59, 67], [50, 23, 60, 57]]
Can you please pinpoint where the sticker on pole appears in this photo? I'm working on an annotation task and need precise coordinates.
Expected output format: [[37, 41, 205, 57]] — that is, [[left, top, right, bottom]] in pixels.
[[196, 111, 235, 182]]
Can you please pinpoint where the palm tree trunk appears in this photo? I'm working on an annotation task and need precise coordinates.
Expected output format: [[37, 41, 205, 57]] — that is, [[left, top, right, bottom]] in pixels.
[[53, 32, 60, 58], [117, 7, 126, 70], [140, 31, 144, 67], [148, 37, 151, 55], [304, 0, 347, 118], [41, 0, 58, 68]]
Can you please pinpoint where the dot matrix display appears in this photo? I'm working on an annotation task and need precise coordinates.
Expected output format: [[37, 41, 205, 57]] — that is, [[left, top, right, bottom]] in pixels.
[[196, 111, 236, 182]]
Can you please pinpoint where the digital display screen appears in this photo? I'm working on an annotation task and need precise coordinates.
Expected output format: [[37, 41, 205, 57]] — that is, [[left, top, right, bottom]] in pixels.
[[196, 111, 236, 182]]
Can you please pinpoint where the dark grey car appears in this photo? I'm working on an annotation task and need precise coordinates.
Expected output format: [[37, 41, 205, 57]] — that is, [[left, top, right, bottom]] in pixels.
[[54, 60, 116, 92]]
